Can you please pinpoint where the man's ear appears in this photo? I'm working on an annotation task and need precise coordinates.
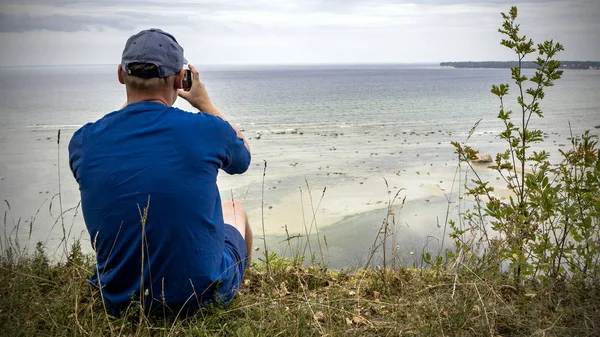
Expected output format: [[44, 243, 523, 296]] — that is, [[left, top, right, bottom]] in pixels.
[[118, 64, 125, 85], [173, 68, 184, 89]]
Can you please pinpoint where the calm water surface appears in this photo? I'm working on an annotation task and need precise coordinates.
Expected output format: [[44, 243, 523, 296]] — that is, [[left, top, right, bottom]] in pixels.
[[0, 64, 598, 267]]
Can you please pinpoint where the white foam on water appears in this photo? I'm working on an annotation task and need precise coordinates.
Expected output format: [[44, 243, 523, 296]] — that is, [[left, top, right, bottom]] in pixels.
[[27, 124, 82, 130]]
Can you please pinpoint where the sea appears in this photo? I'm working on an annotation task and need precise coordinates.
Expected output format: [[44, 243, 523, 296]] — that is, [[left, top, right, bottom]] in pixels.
[[0, 64, 599, 268]]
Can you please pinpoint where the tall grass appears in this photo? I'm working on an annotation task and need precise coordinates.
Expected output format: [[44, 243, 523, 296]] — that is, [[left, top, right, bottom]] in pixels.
[[2, 234, 599, 336]]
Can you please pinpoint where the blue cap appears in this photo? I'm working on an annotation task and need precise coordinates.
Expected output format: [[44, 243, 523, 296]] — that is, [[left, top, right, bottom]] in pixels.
[[121, 28, 187, 78]]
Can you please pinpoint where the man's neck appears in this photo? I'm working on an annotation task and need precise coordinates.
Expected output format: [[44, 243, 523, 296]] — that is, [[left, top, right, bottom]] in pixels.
[[132, 99, 168, 105], [125, 91, 171, 107]]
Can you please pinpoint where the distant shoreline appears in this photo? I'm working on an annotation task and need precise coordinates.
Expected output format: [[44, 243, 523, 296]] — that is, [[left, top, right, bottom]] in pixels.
[[440, 61, 600, 70]]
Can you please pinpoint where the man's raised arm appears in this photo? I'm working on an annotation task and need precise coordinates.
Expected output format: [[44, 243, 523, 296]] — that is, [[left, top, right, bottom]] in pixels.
[[178, 64, 250, 153]]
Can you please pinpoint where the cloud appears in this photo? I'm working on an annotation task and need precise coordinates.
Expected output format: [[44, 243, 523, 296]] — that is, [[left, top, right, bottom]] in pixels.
[[0, 0, 598, 65], [0, 8, 240, 33], [1, 0, 598, 34], [0, 12, 135, 32], [0, 0, 277, 33]]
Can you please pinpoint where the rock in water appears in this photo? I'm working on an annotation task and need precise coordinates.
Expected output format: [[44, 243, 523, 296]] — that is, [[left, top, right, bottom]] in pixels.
[[472, 153, 493, 163]]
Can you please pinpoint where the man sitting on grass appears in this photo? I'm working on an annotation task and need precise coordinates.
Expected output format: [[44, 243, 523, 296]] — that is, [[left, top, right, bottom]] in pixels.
[[69, 28, 252, 316]]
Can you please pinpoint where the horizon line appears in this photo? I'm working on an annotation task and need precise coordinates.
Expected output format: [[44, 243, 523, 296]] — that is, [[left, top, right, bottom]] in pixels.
[[1, 60, 598, 68], [0, 62, 440, 68]]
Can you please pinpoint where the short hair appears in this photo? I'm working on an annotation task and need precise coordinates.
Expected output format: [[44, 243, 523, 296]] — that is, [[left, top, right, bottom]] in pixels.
[[122, 63, 176, 92]]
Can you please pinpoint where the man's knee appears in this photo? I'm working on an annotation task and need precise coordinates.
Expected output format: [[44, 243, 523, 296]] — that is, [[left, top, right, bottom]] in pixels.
[[222, 199, 248, 236], [223, 199, 245, 211]]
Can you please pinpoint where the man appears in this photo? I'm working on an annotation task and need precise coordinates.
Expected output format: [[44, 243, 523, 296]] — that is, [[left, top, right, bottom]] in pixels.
[[69, 28, 252, 316]]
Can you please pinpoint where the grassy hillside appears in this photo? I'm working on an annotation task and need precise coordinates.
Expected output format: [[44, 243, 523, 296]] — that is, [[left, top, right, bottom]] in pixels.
[[1, 242, 599, 336]]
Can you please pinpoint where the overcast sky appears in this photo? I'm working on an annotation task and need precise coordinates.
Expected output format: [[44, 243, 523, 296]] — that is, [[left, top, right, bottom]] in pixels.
[[0, 0, 598, 66]]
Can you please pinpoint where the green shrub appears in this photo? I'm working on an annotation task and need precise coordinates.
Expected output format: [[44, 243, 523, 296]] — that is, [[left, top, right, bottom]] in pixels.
[[451, 6, 600, 284]]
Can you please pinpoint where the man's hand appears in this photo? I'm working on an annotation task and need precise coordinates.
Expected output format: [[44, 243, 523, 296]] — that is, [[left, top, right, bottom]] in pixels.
[[178, 64, 215, 114]]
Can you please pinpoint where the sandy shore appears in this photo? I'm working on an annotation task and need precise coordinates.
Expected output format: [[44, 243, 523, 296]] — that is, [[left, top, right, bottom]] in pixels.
[[0, 123, 594, 263]]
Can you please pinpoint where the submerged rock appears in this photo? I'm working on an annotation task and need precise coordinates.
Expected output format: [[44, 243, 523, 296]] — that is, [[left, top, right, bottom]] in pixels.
[[472, 153, 493, 163]]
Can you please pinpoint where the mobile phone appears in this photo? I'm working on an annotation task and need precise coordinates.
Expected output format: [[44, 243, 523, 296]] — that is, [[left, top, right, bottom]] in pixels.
[[183, 68, 193, 90]]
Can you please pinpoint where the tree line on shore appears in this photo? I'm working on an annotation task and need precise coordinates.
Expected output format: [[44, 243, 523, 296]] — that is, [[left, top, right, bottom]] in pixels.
[[440, 60, 600, 69]]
